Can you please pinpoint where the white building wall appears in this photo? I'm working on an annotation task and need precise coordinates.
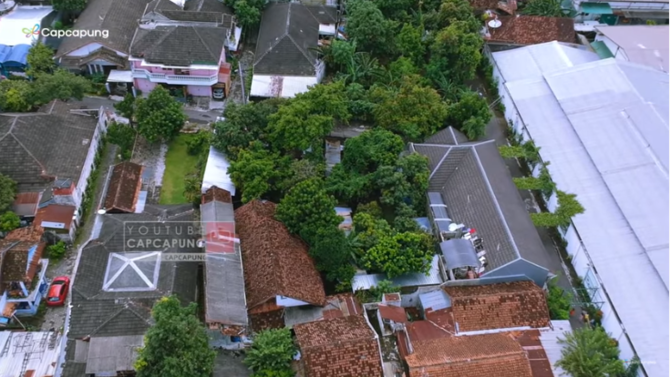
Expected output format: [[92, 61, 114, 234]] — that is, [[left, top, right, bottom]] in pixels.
[[73, 108, 108, 215]]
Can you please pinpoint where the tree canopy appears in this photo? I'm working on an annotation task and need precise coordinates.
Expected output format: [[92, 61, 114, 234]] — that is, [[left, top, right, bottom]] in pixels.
[[555, 327, 625, 377], [33, 70, 91, 103], [226, 0, 265, 26], [135, 296, 215, 377], [244, 328, 296, 374], [445, 90, 491, 140], [522, 0, 565, 17], [135, 86, 187, 143], [428, 21, 483, 85], [345, 0, 395, 56], [26, 42, 56, 77], [52, 0, 87, 11], [0, 174, 17, 214], [228, 142, 289, 203], [0, 211, 20, 232]]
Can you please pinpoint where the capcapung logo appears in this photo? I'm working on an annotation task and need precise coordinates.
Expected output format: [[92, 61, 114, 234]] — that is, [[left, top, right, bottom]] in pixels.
[[22, 24, 109, 39]]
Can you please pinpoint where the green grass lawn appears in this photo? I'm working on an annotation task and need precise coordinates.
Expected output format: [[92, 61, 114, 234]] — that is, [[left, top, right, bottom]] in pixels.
[[160, 134, 199, 204]]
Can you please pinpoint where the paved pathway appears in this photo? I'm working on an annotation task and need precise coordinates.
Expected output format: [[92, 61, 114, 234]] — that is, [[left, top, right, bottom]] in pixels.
[[81, 96, 223, 124]]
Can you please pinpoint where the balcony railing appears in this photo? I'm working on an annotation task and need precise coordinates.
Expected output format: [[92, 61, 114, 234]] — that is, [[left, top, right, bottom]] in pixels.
[[132, 69, 218, 86]]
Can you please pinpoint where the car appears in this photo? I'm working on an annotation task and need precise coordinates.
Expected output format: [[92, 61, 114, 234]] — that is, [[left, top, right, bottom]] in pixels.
[[212, 88, 225, 100], [46, 276, 70, 307]]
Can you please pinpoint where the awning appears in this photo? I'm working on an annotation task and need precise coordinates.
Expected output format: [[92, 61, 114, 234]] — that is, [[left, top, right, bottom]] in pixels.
[[440, 239, 479, 269], [580, 2, 613, 14], [590, 41, 614, 59], [106, 70, 133, 83]]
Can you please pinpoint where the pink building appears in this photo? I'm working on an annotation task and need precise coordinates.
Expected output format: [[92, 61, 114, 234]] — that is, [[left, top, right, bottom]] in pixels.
[[127, 0, 240, 100]]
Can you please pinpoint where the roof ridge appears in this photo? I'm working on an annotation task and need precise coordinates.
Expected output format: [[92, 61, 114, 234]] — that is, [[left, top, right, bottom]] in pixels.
[[253, 3, 291, 67], [8, 132, 47, 175], [428, 147, 452, 180], [285, 33, 317, 68], [192, 27, 217, 62]]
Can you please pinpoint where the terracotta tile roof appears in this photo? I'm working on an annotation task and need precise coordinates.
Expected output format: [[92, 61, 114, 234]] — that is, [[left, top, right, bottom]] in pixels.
[[4, 225, 44, 243], [425, 307, 455, 334], [2, 302, 17, 317], [294, 316, 383, 377], [12, 192, 41, 217], [406, 320, 453, 342], [470, 0, 499, 9], [0, 240, 44, 285], [488, 16, 576, 45], [322, 293, 362, 319], [235, 200, 326, 309], [202, 186, 232, 204], [444, 281, 551, 332], [104, 162, 143, 213], [405, 333, 533, 377], [379, 304, 408, 323], [507, 330, 555, 377], [34, 204, 76, 230]]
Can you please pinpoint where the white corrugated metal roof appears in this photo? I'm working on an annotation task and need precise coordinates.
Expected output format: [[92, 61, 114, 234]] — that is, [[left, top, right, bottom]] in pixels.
[[501, 56, 669, 377], [201, 146, 235, 195], [0, 6, 54, 46], [595, 25, 669, 72], [0, 331, 61, 376], [492, 41, 600, 82], [538, 320, 571, 377], [250, 75, 318, 98]]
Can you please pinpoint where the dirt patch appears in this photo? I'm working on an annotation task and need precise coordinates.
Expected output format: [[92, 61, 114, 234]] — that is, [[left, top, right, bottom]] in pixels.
[[131, 137, 167, 204]]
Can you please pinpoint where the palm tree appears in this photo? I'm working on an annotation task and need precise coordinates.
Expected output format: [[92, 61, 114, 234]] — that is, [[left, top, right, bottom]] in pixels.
[[556, 327, 626, 377], [339, 53, 384, 87]]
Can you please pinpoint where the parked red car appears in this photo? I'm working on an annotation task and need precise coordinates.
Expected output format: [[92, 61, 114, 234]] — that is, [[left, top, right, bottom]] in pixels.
[[46, 276, 70, 307]]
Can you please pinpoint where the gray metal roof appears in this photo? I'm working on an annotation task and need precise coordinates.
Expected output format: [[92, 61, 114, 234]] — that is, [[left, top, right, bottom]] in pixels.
[[419, 289, 450, 312], [595, 25, 669, 72], [412, 141, 549, 273], [201, 146, 236, 195], [501, 56, 669, 376], [201, 199, 248, 326], [440, 239, 479, 269], [85, 335, 144, 374], [352, 255, 443, 291]]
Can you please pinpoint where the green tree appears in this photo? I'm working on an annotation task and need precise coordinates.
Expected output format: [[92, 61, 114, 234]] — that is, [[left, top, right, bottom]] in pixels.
[[244, 328, 296, 373], [371, 76, 448, 141], [310, 226, 356, 289], [268, 81, 349, 156], [340, 53, 384, 87], [232, 0, 263, 27], [106, 122, 137, 160], [341, 129, 404, 174], [522, 0, 564, 17], [345, 0, 395, 56], [278, 159, 325, 192], [0, 79, 34, 112], [428, 21, 483, 85], [351, 212, 395, 257], [26, 42, 55, 77], [114, 93, 136, 121], [275, 178, 341, 244], [555, 327, 625, 377], [397, 23, 425, 66], [0, 211, 20, 232], [135, 296, 216, 377], [329, 40, 357, 72], [437, 0, 480, 33], [46, 241, 67, 259], [212, 99, 283, 161], [386, 57, 423, 86], [369, 280, 399, 301], [446, 90, 491, 138], [546, 278, 572, 320], [135, 86, 187, 143], [0, 174, 17, 213], [344, 83, 374, 121], [390, 152, 430, 211], [362, 231, 434, 277], [33, 70, 91, 103], [461, 115, 487, 140], [52, 0, 87, 11], [228, 142, 288, 203], [394, 203, 421, 233]]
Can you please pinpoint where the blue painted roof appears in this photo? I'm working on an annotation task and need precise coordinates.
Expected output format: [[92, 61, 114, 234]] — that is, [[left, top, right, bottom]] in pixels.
[[3, 44, 30, 66], [0, 45, 11, 63]]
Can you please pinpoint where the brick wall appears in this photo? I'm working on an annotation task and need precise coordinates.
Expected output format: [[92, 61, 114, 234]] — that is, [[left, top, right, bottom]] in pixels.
[[303, 338, 383, 377], [249, 308, 285, 332]]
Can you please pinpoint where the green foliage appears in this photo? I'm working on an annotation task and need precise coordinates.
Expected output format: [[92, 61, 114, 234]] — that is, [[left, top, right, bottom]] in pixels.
[[522, 0, 564, 17], [52, 0, 87, 11], [378, 153, 430, 211], [135, 86, 187, 143], [0, 173, 17, 213], [0, 79, 35, 112], [0, 211, 20, 232], [513, 166, 556, 197], [445, 90, 491, 140], [397, 23, 426, 66], [278, 159, 325, 192], [268, 81, 350, 157], [362, 231, 434, 277], [185, 132, 210, 155], [546, 278, 572, 320], [228, 142, 288, 203], [345, 0, 395, 56], [276, 178, 341, 244], [531, 190, 585, 227], [227, 0, 265, 26], [114, 93, 136, 120], [33, 70, 91, 103], [252, 370, 294, 377], [106, 122, 136, 161], [344, 83, 374, 121], [370, 76, 448, 141], [428, 21, 483, 85], [341, 129, 404, 174], [135, 296, 215, 377], [244, 328, 296, 373], [310, 227, 356, 289], [356, 201, 383, 218], [556, 327, 625, 377], [26, 42, 55, 77], [46, 241, 67, 260], [386, 57, 422, 84], [211, 99, 284, 161], [329, 40, 357, 72], [498, 145, 527, 159], [394, 203, 421, 233], [436, 0, 481, 33], [369, 280, 399, 302]]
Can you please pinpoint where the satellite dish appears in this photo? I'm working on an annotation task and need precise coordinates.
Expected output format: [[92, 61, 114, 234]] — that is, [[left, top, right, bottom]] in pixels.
[[97, 209, 107, 215], [488, 19, 502, 28]]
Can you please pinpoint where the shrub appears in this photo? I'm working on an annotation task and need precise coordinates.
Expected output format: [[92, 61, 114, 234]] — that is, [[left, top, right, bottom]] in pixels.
[[47, 241, 67, 260], [186, 132, 211, 156], [546, 278, 572, 320]]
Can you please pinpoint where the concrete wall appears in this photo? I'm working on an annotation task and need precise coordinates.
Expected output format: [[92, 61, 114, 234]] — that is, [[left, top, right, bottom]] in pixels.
[[134, 78, 158, 93], [73, 107, 108, 214], [187, 85, 211, 96]]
